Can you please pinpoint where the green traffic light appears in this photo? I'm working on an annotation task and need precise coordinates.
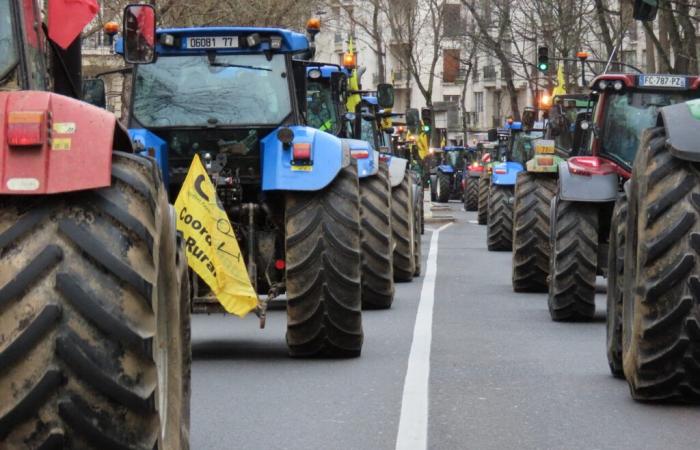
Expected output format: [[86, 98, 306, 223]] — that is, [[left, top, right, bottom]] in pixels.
[[423, 125, 430, 132], [538, 63, 549, 72]]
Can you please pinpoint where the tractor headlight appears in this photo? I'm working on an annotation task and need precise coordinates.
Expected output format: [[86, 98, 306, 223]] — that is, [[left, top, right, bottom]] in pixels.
[[308, 68, 322, 79], [270, 36, 283, 49], [597, 80, 608, 90], [246, 33, 261, 47], [613, 80, 624, 91]]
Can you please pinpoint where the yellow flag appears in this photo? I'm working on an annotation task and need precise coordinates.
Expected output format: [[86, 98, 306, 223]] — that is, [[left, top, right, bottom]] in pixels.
[[552, 64, 567, 97], [346, 37, 361, 114], [417, 132, 429, 160], [174, 155, 257, 317]]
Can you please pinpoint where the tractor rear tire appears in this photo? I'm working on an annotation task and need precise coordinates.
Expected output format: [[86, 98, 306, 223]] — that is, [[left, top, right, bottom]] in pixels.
[[0, 152, 189, 449], [606, 193, 627, 378], [436, 172, 450, 203], [512, 172, 556, 292], [392, 170, 416, 282], [285, 162, 363, 358], [622, 128, 700, 402], [477, 173, 489, 225], [486, 185, 514, 251], [464, 176, 478, 211], [413, 183, 423, 277], [548, 199, 598, 321], [359, 162, 395, 309]]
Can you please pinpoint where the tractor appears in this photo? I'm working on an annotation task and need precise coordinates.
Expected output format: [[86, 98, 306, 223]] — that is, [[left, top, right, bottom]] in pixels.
[[486, 122, 529, 251], [462, 144, 483, 211], [429, 145, 469, 203], [121, 26, 365, 357], [476, 139, 502, 225], [0, 3, 190, 448], [511, 95, 592, 291], [547, 73, 700, 326], [610, 99, 700, 402], [355, 96, 423, 280]]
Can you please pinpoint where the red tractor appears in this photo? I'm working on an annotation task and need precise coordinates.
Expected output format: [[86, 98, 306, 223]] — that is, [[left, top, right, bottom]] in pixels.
[[0, 2, 189, 448], [548, 73, 700, 324]]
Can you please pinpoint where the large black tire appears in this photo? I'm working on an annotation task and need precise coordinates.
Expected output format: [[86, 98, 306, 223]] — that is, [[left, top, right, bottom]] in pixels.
[[359, 163, 395, 309], [392, 170, 416, 282], [477, 173, 489, 225], [606, 193, 626, 378], [622, 127, 700, 402], [464, 176, 478, 211], [548, 199, 598, 321], [0, 152, 189, 449], [512, 172, 557, 292], [413, 182, 423, 277], [436, 171, 450, 203], [486, 185, 514, 251], [285, 162, 363, 358]]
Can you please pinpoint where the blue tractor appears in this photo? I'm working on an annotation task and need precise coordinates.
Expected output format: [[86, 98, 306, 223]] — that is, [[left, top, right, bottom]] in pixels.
[[304, 64, 400, 308], [429, 146, 468, 203], [120, 27, 363, 357], [486, 121, 528, 251]]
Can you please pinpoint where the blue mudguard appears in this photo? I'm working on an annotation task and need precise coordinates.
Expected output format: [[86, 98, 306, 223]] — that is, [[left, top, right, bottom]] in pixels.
[[343, 138, 378, 178], [491, 161, 524, 186], [438, 164, 454, 174], [128, 129, 169, 186], [262, 126, 349, 191]]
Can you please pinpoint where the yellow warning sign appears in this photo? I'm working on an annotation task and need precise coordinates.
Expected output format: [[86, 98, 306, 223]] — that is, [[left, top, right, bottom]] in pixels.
[[51, 138, 71, 151], [174, 155, 257, 317]]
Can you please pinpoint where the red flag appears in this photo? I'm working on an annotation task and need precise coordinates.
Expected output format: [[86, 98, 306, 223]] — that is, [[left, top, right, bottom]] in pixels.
[[48, 0, 100, 49]]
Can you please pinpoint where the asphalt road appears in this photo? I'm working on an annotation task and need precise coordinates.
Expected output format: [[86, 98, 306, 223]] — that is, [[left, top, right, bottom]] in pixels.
[[191, 200, 700, 450]]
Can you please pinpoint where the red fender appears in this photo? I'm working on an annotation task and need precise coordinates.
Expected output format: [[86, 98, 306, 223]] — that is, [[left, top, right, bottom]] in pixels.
[[0, 91, 130, 195]]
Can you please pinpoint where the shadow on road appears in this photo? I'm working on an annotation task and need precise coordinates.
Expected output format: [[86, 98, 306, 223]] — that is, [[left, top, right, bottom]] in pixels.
[[193, 339, 289, 360]]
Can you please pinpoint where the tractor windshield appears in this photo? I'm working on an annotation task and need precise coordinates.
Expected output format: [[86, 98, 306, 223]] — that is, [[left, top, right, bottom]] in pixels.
[[306, 80, 338, 133], [132, 53, 292, 127], [512, 132, 543, 162], [360, 117, 376, 149], [600, 90, 699, 167], [0, 0, 18, 82]]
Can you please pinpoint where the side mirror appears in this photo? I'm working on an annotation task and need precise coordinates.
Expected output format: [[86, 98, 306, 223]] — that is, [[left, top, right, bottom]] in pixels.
[[377, 83, 395, 109], [123, 4, 156, 64], [633, 0, 658, 21], [406, 108, 420, 133], [572, 112, 593, 156], [330, 71, 347, 103], [82, 78, 106, 108], [487, 128, 498, 142]]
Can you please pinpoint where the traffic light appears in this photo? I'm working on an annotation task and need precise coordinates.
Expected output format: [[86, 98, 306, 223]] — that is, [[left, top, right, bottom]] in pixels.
[[537, 46, 549, 72], [421, 107, 432, 133]]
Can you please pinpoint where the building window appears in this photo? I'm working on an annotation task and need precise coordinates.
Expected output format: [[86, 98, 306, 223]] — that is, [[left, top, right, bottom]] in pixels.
[[474, 92, 484, 113], [443, 49, 460, 83]]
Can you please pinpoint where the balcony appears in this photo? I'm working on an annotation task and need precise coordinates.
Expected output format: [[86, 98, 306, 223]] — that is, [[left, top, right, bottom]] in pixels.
[[392, 70, 410, 89]]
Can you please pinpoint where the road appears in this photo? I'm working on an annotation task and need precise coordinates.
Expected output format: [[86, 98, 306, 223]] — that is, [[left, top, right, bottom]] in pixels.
[[191, 200, 700, 450]]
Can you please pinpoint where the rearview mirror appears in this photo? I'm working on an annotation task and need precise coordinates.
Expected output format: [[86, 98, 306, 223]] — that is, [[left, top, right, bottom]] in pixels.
[[82, 78, 106, 108], [406, 108, 420, 133], [572, 112, 593, 156], [330, 71, 347, 103], [377, 83, 395, 108], [123, 4, 156, 64], [487, 128, 498, 142]]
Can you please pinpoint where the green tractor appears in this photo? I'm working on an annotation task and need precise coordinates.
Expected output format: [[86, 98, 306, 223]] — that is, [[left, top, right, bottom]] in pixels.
[[511, 96, 592, 291]]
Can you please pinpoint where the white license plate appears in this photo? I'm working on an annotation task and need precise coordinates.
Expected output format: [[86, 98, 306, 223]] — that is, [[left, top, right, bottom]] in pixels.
[[639, 75, 687, 88], [186, 36, 239, 49]]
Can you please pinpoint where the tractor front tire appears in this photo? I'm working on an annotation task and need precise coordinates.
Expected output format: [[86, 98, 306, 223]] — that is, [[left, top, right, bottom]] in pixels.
[[0, 152, 189, 449], [285, 162, 363, 357], [359, 162, 395, 309], [606, 193, 626, 378], [392, 170, 416, 282], [464, 176, 478, 211], [548, 199, 598, 321], [486, 185, 514, 251], [512, 172, 556, 292], [436, 172, 450, 203], [477, 173, 489, 225], [622, 128, 700, 401]]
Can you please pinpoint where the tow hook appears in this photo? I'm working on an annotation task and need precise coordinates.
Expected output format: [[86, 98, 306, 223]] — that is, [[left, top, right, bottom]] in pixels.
[[256, 283, 284, 329]]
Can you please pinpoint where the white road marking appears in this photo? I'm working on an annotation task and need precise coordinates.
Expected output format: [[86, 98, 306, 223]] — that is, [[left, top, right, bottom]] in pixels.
[[395, 223, 451, 450]]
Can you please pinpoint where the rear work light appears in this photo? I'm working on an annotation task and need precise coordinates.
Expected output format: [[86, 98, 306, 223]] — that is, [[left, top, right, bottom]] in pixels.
[[536, 156, 554, 166], [350, 149, 370, 159], [292, 143, 312, 164], [7, 111, 46, 147]]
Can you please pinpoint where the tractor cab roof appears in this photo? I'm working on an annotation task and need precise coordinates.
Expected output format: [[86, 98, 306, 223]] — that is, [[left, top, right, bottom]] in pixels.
[[443, 146, 465, 152], [306, 64, 349, 78], [117, 26, 310, 56], [362, 95, 379, 106]]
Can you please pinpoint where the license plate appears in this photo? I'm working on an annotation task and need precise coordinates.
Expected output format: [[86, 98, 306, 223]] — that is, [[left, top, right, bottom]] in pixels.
[[186, 36, 239, 49], [291, 165, 312, 172], [639, 75, 687, 89], [535, 139, 555, 154]]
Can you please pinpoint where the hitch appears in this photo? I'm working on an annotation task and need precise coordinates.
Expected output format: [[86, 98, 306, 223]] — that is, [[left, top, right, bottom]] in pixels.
[[256, 282, 284, 329]]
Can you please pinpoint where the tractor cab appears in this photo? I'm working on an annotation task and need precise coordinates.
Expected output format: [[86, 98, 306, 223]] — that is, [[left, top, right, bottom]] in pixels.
[[1, 0, 48, 92], [304, 63, 348, 135], [545, 94, 592, 155], [570, 73, 700, 178]]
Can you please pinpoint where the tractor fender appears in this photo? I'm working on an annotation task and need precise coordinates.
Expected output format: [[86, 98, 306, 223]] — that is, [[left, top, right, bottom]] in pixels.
[[0, 91, 122, 195], [411, 171, 423, 208], [659, 101, 700, 162], [388, 156, 408, 188], [261, 126, 349, 191], [438, 164, 454, 174], [558, 161, 618, 202], [490, 161, 523, 186], [129, 129, 169, 186], [344, 138, 378, 178]]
